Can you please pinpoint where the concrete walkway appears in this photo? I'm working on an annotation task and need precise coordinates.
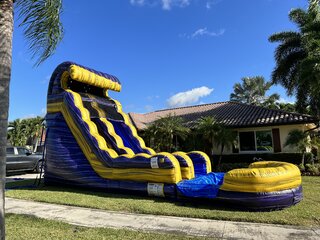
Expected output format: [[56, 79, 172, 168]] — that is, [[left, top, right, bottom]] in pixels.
[[6, 197, 320, 240]]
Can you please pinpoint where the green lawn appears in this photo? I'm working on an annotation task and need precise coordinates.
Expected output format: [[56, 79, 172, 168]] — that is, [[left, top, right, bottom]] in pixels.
[[6, 214, 212, 240], [6, 176, 320, 227]]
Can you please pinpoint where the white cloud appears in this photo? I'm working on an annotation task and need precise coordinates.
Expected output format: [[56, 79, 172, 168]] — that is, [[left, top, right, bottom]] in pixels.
[[146, 95, 160, 101], [206, 0, 222, 9], [167, 86, 213, 108], [277, 98, 295, 105], [130, 0, 190, 10], [191, 27, 225, 38], [130, 0, 146, 6], [162, 0, 190, 10]]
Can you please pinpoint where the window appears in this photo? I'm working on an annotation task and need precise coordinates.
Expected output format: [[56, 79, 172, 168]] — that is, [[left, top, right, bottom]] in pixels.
[[6, 147, 14, 154], [256, 131, 273, 152], [17, 148, 27, 155], [239, 130, 273, 152], [239, 132, 255, 151]]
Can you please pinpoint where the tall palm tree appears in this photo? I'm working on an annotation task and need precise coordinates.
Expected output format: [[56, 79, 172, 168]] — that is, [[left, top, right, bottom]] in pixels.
[[230, 76, 280, 108], [269, 0, 320, 116], [0, 0, 63, 237]]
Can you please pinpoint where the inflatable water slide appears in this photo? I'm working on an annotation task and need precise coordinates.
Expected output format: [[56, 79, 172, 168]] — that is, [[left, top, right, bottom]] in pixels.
[[45, 62, 303, 210]]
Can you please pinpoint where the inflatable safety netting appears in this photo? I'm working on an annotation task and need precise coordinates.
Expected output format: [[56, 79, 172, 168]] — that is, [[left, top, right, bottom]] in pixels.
[[44, 62, 303, 210]]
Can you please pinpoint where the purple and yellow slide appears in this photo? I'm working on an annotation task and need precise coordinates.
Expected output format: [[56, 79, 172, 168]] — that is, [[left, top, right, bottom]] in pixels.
[[44, 62, 302, 210]]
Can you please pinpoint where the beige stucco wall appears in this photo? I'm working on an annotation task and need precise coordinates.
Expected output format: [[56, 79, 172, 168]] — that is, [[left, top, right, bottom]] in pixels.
[[212, 123, 316, 155]]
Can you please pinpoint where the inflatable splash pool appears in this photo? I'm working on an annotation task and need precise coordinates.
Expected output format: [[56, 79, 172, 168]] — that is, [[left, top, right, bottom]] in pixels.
[[44, 62, 302, 210]]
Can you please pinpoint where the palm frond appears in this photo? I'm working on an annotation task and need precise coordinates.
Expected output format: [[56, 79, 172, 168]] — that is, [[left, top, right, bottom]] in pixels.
[[273, 36, 303, 62], [15, 0, 64, 66], [269, 31, 301, 42], [289, 8, 308, 27], [271, 50, 307, 93]]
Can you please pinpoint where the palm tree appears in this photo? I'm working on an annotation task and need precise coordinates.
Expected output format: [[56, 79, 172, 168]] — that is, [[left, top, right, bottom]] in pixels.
[[7, 119, 27, 146], [0, 0, 63, 237], [269, 0, 320, 116], [24, 117, 44, 151], [230, 76, 280, 108], [145, 114, 190, 152], [196, 116, 236, 169], [285, 129, 310, 165], [196, 116, 220, 155], [213, 126, 237, 170], [141, 123, 160, 150]]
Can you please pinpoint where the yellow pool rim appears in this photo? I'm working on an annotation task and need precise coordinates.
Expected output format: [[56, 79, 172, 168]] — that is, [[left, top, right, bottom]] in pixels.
[[220, 161, 302, 193]]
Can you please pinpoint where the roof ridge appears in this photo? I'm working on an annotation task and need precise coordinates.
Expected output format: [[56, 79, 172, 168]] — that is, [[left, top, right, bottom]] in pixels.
[[229, 101, 316, 118], [150, 101, 231, 114]]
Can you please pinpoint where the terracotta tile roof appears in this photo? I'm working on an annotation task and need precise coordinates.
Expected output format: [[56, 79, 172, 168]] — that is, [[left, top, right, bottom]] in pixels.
[[128, 101, 319, 130]]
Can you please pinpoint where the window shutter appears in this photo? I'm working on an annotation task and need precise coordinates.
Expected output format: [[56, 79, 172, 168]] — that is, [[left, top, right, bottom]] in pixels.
[[272, 128, 281, 153]]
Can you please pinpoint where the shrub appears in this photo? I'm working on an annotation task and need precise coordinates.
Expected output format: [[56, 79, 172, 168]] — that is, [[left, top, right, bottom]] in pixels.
[[298, 163, 305, 172], [304, 152, 314, 164], [305, 164, 320, 176]]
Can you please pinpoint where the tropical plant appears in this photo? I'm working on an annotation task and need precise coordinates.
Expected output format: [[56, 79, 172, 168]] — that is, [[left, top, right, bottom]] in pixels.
[[7, 119, 27, 146], [24, 117, 44, 150], [230, 76, 280, 108], [141, 123, 160, 150], [196, 116, 236, 169], [7, 117, 44, 148], [278, 102, 297, 112], [213, 127, 237, 169], [0, 0, 63, 237], [269, 0, 320, 116], [284, 129, 311, 165], [143, 114, 190, 152], [196, 116, 220, 155]]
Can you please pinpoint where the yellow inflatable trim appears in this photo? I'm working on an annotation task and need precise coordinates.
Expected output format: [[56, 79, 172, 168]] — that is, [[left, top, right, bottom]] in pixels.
[[220, 161, 302, 193], [173, 152, 195, 179], [188, 151, 212, 173], [111, 98, 157, 155], [59, 66, 121, 93], [69, 65, 121, 92]]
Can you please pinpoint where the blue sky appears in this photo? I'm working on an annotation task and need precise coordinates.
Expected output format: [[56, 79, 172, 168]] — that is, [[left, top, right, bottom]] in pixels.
[[9, 0, 308, 121]]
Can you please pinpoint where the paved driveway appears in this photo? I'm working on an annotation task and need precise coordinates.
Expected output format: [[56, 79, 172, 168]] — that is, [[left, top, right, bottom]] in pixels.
[[6, 172, 39, 183]]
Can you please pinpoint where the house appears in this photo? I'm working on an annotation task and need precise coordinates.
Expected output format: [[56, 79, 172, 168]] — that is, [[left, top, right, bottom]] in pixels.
[[128, 101, 319, 155]]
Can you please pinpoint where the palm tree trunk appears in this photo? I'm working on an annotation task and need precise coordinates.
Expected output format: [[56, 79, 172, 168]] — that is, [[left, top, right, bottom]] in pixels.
[[0, 0, 14, 238], [218, 144, 225, 170]]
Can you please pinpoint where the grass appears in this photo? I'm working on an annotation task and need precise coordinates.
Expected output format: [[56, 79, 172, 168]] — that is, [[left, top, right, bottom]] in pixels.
[[6, 214, 212, 240], [6, 176, 320, 227]]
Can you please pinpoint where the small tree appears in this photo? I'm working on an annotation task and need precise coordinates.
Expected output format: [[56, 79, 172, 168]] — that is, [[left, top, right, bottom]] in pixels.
[[7, 119, 27, 146], [213, 126, 237, 169], [143, 114, 190, 152], [24, 117, 44, 150], [285, 129, 311, 165], [7, 117, 44, 148], [196, 116, 220, 155], [196, 116, 236, 169]]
